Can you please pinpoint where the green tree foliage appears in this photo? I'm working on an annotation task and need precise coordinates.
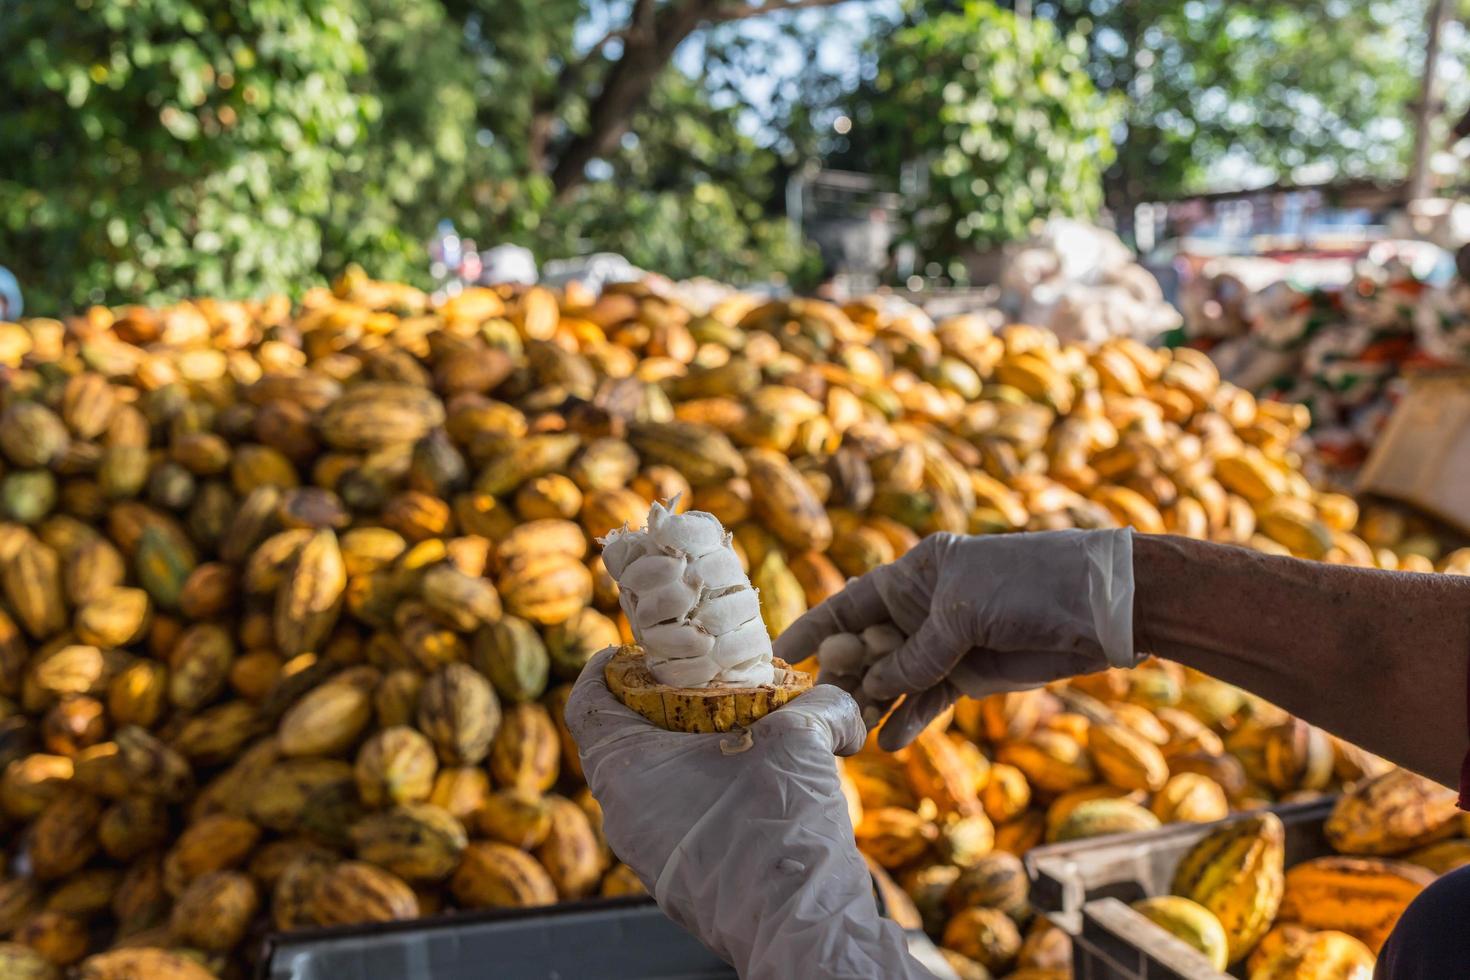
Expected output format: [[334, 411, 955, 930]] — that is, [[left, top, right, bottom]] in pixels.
[[528, 73, 814, 283], [1, 0, 825, 312], [838, 2, 1119, 270], [1056, 0, 1423, 210], [460, 0, 826, 283], [322, 0, 480, 284], [883, 0, 1437, 221], [0, 0, 376, 312]]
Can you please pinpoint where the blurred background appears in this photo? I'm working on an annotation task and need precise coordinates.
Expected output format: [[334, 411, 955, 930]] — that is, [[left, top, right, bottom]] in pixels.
[[1, 0, 1467, 313]]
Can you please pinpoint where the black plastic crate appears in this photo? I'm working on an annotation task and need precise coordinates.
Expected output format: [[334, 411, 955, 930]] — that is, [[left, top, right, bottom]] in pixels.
[[259, 888, 962, 979], [1023, 798, 1338, 980], [259, 897, 731, 980]]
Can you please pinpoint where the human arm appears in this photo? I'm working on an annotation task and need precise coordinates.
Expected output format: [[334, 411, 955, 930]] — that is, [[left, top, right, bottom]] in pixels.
[[565, 646, 937, 980], [776, 529, 1470, 791], [1132, 534, 1470, 789]]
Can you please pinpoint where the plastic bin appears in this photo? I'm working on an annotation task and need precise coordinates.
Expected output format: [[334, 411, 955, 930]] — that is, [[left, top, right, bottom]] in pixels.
[[1023, 798, 1338, 980], [259, 898, 730, 980], [259, 885, 961, 979]]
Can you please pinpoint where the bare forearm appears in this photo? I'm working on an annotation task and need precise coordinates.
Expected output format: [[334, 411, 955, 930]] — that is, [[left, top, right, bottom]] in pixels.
[[1133, 534, 1470, 787]]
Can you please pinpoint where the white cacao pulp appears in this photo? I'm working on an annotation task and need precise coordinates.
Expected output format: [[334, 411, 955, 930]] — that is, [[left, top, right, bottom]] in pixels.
[[601, 499, 775, 688], [816, 624, 907, 728]]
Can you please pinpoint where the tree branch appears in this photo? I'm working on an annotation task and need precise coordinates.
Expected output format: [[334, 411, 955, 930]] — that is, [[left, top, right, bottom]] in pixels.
[[528, 13, 643, 173], [548, 0, 858, 197], [630, 0, 657, 38], [710, 0, 853, 24], [549, 0, 717, 195]]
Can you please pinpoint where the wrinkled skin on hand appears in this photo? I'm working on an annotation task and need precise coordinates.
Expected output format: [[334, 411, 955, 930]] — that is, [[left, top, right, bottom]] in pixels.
[[775, 530, 1133, 750], [566, 646, 933, 980]]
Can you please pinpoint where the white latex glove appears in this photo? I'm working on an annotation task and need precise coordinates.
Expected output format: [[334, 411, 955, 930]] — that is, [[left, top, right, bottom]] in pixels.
[[566, 647, 936, 980], [774, 529, 1136, 750]]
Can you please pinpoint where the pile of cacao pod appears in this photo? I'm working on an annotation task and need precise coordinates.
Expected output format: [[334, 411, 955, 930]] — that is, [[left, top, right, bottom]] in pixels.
[[0, 268, 1461, 979], [844, 670, 1470, 978], [1114, 766, 1469, 978]]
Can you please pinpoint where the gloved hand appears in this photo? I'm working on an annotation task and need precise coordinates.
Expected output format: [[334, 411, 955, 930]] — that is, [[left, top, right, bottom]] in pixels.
[[566, 647, 936, 980], [774, 529, 1136, 750]]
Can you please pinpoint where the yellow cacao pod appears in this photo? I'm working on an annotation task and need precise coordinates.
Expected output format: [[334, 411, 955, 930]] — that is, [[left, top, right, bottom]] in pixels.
[[628, 421, 746, 486], [1151, 773, 1230, 824], [162, 814, 260, 895], [277, 671, 376, 757], [0, 941, 61, 979], [498, 553, 593, 626], [962, 691, 1044, 743], [489, 703, 560, 794], [44, 867, 122, 919], [4, 541, 67, 640], [944, 851, 1029, 918], [906, 726, 984, 818], [270, 853, 335, 931], [1262, 720, 1335, 793], [1131, 895, 1230, 970], [1017, 920, 1073, 972], [308, 860, 419, 927], [936, 813, 995, 869], [1089, 722, 1170, 792], [1324, 767, 1460, 856], [1245, 926, 1374, 980], [169, 870, 259, 952], [76, 948, 216, 980], [106, 660, 167, 729], [495, 519, 588, 571], [535, 795, 605, 900], [855, 806, 939, 869], [842, 755, 918, 811], [941, 906, 1022, 975], [750, 550, 806, 640], [599, 863, 647, 899], [14, 910, 87, 967], [427, 766, 490, 823], [246, 758, 354, 833], [1401, 838, 1470, 875], [1050, 797, 1159, 843], [349, 803, 468, 881], [451, 841, 557, 910], [317, 382, 445, 452], [73, 588, 151, 649], [827, 526, 895, 578], [166, 623, 234, 712], [980, 763, 1031, 825], [997, 731, 1095, 795], [30, 788, 102, 880], [98, 797, 169, 862], [416, 662, 500, 765], [744, 448, 833, 552], [787, 549, 846, 608], [1172, 812, 1286, 964], [355, 725, 438, 808], [1169, 751, 1249, 802], [477, 790, 554, 850], [1277, 855, 1434, 954], [514, 475, 584, 522]]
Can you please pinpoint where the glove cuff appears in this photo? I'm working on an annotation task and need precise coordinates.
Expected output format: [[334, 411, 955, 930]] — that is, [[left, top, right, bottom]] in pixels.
[[1085, 527, 1137, 668]]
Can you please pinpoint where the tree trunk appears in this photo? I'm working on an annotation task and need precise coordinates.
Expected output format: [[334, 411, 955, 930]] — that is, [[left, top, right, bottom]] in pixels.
[[1406, 0, 1450, 203], [1106, 1, 1142, 242], [550, 1, 713, 198], [527, 112, 555, 175]]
